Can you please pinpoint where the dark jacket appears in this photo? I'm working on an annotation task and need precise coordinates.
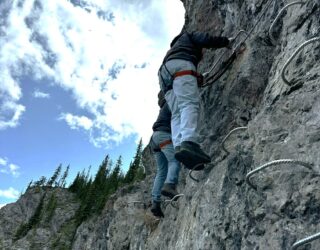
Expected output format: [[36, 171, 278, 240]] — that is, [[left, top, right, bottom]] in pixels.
[[152, 102, 171, 133], [162, 31, 230, 66]]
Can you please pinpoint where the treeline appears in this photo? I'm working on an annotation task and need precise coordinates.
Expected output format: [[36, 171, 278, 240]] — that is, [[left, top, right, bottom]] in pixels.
[[28, 139, 146, 223], [26, 164, 69, 189]]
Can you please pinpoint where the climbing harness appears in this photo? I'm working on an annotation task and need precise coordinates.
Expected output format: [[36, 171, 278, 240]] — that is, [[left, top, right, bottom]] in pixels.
[[268, 1, 306, 45], [158, 63, 174, 94], [292, 231, 320, 250], [221, 127, 248, 154], [281, 36, 320, 86], [159, 139, 172, 149], [173, 70, 201, 79], [203, 0, 276, 87], [164, 194, 184, 208], [246, 159, 313, 190], [173, 70, 204, 87], [188, 163, 207, 182]]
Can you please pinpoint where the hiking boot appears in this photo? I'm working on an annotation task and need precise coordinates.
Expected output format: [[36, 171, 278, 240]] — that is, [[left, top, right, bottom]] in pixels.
[[175, 141, 211, 170], [161, 183, 178, 200], [151, 201, 164, 218]]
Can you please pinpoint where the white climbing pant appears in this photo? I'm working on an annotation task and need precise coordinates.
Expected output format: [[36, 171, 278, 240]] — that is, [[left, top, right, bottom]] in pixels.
[[163, 59, 200, 147]]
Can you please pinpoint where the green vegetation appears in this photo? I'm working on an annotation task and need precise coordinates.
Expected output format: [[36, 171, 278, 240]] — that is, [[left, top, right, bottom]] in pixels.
[[44, 193, 58, 223], [69, 139, 146, 223], [14, 194, 45, 241], [123, 139, 145, 184], [51, 218, 78, 250], [21, 139, 146, 231]]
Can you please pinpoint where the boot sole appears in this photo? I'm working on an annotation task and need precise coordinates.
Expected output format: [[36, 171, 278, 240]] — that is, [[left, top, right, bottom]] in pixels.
[[161, 190, 178, 199], [175, 148, 210, 170]]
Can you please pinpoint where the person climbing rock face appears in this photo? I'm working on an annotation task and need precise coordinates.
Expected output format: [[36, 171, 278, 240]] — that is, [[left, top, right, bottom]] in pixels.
[[158, 28, 231, 169], [149, 90, 181, 218]]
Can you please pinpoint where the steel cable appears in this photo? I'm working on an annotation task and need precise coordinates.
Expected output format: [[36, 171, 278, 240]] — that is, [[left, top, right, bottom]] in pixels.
[[221, 127, 248, 153], [202, 0, 276, 87], [292, 231, 320, 249], [281, 36, 320, 86], [246, 159, 313, 190], [268, 1, 306, 45]]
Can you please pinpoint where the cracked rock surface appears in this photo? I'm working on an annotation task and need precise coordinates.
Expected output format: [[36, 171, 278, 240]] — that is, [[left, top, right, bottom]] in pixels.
[[1, 0, 320, 249]]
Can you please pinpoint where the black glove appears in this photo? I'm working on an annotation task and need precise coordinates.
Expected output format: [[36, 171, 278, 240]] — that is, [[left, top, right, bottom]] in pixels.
[[227, 37, 236, 49]]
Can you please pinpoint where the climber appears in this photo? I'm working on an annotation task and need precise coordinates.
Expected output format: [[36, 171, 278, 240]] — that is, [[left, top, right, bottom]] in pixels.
[[149, 90, 182, 218], [158, 28, 232, 169]]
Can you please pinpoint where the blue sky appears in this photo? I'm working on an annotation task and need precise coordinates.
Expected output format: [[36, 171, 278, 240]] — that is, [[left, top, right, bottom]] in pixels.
[[0, 0, 184, 208]]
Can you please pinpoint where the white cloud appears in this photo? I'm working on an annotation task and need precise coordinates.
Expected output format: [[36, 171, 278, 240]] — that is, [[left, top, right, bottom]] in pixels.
[[59, 113, 93, 130], [0, 157, 20, 178], [0, 158, 7, 166], [33, 90, 50, 99], [0, 99, 26, 130], [0, 204, 7, 209], [0, 187, 20, 199], [9, 164, 20, 177], [0, 0, 185, 147]]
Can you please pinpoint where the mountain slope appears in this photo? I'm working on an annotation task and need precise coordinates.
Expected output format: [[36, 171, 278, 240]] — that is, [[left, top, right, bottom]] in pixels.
[[1, 0, 320, 249]]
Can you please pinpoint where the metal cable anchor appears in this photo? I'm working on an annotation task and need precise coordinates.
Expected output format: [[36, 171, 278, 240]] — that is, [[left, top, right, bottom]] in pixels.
[[188, 163, 207, 182], [164, 194, 184, 208], [268, 1, 305, 45], [281, 37, 320, 86], [221, 127, 248, 153], [246, 159, 313, 190]]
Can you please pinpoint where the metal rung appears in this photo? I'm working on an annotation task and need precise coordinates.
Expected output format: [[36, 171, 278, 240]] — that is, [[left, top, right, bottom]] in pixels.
[[188, 163, 206, 182], [246, 159, 313, 189], [127, 200, 145, 206], [292, 231, 320, 249], [221, 127, 248, 153], [268, 1, 305, 45], [164, 194, 184, 208], [281, 37, 320, 86]]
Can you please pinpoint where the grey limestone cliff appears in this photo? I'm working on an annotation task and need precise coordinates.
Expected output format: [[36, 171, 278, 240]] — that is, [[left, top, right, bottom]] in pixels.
[[1, 0, 320, 249]]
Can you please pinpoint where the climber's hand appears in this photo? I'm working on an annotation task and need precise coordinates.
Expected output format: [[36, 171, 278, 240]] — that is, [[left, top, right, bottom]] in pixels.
[[227, 37, 235, 49]]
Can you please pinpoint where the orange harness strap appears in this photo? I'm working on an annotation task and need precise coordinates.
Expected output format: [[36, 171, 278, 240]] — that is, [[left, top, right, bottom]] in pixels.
[[159, 139, 172, 149], [173, 70, 199, 79]]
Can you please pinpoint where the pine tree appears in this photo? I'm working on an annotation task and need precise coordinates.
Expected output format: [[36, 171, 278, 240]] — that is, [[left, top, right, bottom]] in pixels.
[[124, 138, 145, 183], [108, 156, 122, 192], [90, 155, 110, 214], [58, 165, 69, 187], [47, 164, 62, 187], [26, 180, 33, 191], [124, 160, 134, 184], [34, 176, 47, 187], [69, 168, 91, 202], [69, 173, 81, 192]]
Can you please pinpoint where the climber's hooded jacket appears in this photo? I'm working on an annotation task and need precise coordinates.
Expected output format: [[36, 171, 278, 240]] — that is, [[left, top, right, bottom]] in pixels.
[[152, 103, 171, 133], [162, 31, 230, 66]]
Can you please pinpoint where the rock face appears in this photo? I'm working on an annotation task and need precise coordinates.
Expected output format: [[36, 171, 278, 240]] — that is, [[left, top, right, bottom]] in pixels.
[[1, 0, 320, 249], [0, 187, 79, 249]]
